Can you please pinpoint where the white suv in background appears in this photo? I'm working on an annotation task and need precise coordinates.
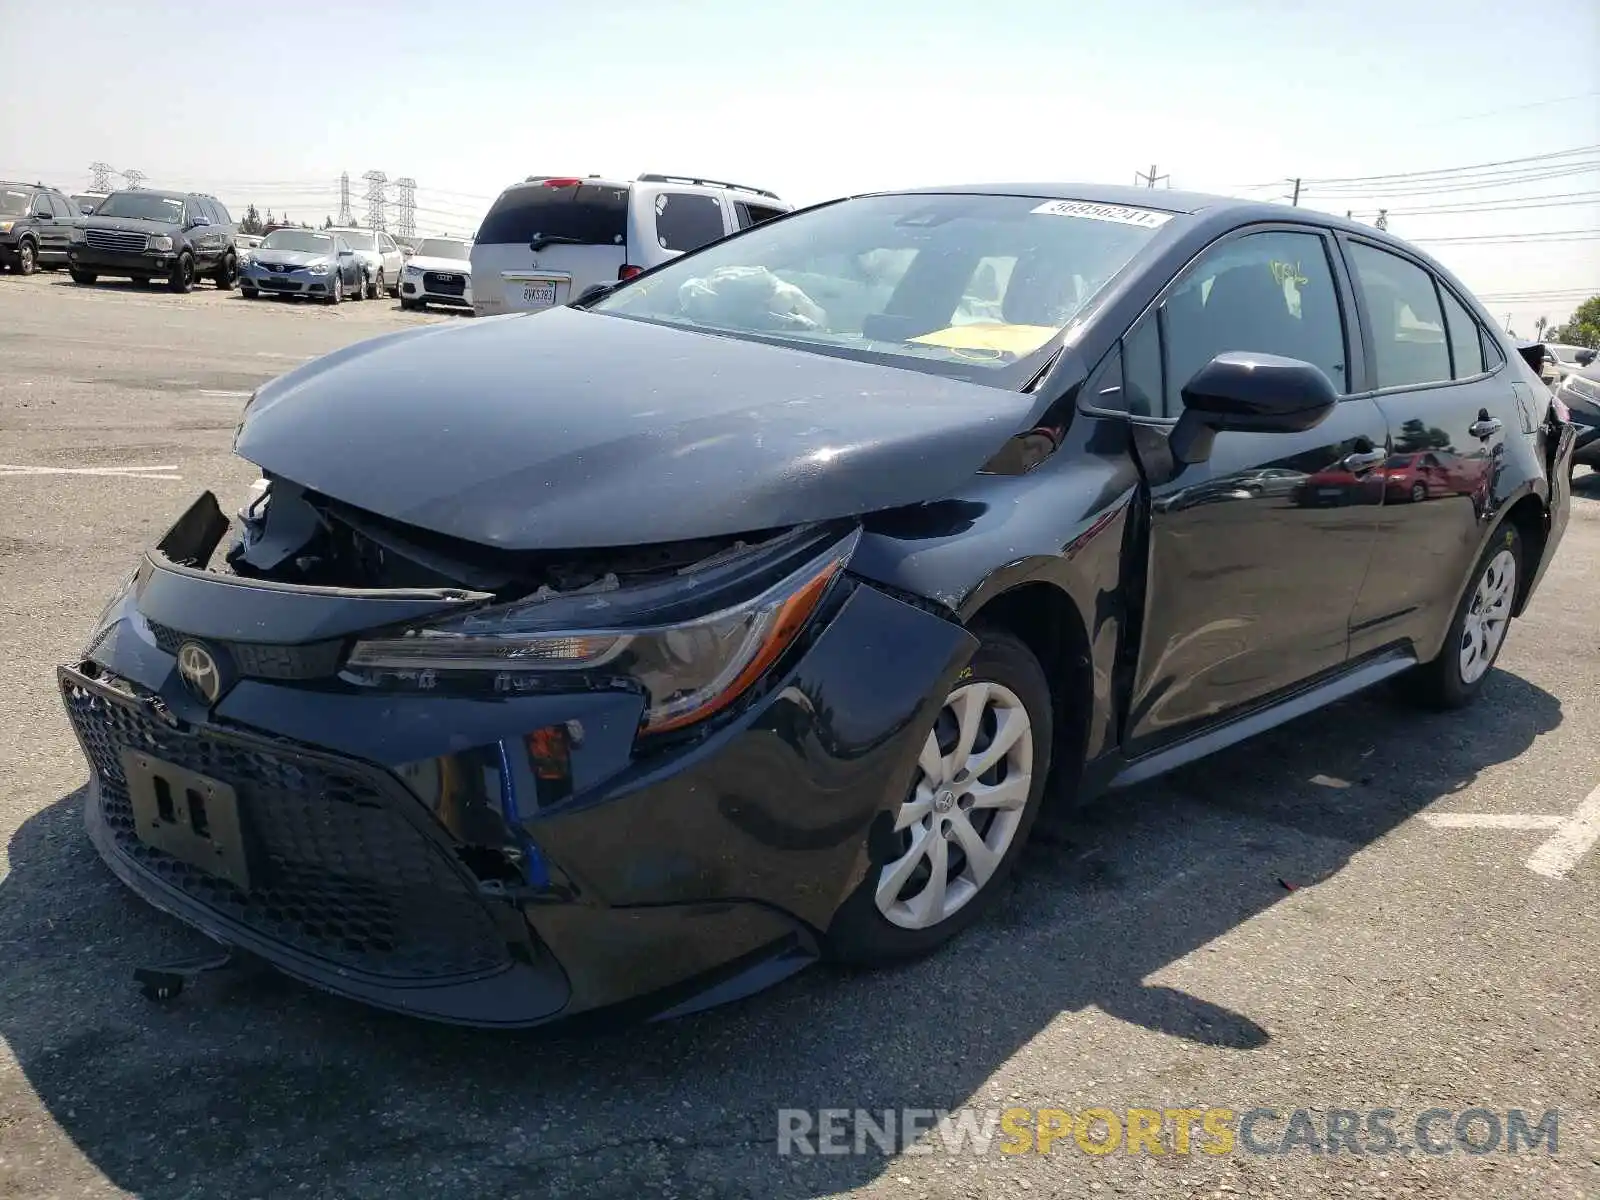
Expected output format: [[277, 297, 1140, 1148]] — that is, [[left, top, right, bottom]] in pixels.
[[469, 173, 790, 317]]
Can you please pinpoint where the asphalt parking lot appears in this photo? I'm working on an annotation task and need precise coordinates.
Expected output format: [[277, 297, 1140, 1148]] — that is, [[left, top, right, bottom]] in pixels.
[[0, 268, 1596, 1200]]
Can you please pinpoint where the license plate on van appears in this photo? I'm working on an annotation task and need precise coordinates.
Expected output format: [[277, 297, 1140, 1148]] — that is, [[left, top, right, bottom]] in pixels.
[[521, 281, 558, 308]]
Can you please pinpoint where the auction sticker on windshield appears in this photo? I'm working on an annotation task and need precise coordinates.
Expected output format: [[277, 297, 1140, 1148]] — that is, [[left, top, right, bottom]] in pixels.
[[1030, 200, 1174, 228]]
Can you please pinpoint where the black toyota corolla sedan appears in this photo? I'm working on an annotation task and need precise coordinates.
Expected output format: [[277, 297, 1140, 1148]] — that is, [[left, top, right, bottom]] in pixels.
[[61, 184, 1576, 1026]]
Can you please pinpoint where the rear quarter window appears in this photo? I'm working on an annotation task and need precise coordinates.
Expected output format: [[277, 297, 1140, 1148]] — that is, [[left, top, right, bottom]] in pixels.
[[654, 192, 727, 252], [476, 183, 627, 246]]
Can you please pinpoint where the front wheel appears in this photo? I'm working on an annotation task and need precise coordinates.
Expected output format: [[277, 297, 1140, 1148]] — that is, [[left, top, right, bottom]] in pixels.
[[168, 253, 194, 294], [17, 239, 37, 275], [240, 284, 258, 298], [826, 626, 1053, 964], [1400, 524, 1522, 710], [69, 268, 97, 285]]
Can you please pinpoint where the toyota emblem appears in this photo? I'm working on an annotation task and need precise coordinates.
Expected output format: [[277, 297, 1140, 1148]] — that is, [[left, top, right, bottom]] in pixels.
[[176, 642, 222, 703]]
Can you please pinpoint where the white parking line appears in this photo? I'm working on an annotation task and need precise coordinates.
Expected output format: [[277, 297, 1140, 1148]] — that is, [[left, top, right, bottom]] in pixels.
[[1420, 813, 1566, 830], [197, 390, 251, 398], [1527, 785, 1600, 880], [0, 463, 181, 480], [1422, 783, 1600, 880]]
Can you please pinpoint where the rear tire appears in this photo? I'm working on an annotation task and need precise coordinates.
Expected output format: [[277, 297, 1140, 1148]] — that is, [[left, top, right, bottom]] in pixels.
[[367, 269, 382, 300], [213, 252, 237, 290], [1399, 523, 1523, 711], [325, 273, 343, 305], [167, 253, 194, 294], [826, 626, 1053, 965]]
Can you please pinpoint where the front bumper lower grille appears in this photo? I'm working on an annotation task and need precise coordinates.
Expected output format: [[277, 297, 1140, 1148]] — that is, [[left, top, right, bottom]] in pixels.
[[61, 670, 512, 983], [423, 271, 467, 296]]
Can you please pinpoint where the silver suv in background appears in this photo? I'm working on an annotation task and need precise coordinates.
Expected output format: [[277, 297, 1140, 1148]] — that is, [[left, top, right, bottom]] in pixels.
[[469, 173, 790, 317], [326, 226, 406, 298]]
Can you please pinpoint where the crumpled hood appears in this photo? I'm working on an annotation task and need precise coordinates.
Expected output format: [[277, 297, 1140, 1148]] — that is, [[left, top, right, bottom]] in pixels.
[[248, 248, 331, 270], [236, 307, 1037, 550]]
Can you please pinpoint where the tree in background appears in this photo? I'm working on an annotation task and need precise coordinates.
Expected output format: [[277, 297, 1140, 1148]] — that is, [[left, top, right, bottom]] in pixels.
[[1549, 295, 1600, 348], [239, 204, 263, 235], [1535, 316, 1548, 341]]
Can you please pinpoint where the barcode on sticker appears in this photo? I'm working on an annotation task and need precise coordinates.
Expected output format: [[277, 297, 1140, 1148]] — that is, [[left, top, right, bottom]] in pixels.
[[1030, 200, 1173, 228]]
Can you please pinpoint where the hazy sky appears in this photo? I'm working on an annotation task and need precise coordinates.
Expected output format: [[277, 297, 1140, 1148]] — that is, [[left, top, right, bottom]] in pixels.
[[2, 0, 1596, 331]]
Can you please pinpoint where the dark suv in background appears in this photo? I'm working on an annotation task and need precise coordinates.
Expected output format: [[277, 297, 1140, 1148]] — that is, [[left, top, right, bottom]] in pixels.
[[0, 181, 81, 275], [68, 190, 239, 293]]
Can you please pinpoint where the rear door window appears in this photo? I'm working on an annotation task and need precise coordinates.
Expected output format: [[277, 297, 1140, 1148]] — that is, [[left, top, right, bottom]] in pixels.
[[1345, 242, 1452, 388], [734, 201, 786, 228], [1439, 287, 1486, 378], [475, 182, 628, 246], [49, 194, 74, 219], [653, 191, 727, 252]]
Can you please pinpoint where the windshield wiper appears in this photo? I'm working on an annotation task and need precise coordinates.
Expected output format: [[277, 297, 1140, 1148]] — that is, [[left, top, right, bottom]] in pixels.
[[528, 233, 590, 252]]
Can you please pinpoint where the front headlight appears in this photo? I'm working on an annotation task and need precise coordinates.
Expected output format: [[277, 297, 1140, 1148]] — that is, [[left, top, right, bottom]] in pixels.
[[0, 220, 12, 234], [307, 261, 331, 275], [70, 227, 85, 243], [146, 235, 173, 252], [402, 263, 423, 277], [347, 529, 858, 734]]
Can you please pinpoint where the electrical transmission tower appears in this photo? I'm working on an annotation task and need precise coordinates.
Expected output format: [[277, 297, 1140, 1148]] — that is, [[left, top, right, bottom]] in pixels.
[[361, 170, 388, 231], [337, 172, 354, 226], [89, 162, 114, 191], [1134, 163, 1169, 188], [394, 178, 417, 239], [122, 169, 146, 190]]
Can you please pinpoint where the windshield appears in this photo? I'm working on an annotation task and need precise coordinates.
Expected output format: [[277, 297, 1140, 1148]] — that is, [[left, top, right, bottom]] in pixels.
[[416, 238, 469, 259], [1548, 344, 1584, 364], [591, 193, 1169, 386], [336, 230, 377, 251], [0, 190, 31, 216], [93, 192, 185, 222], [260, 230, 335, 255]]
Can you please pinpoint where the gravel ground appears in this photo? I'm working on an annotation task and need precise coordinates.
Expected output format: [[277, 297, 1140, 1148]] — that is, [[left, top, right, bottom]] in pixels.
[[0, 269, 1596, 1199]]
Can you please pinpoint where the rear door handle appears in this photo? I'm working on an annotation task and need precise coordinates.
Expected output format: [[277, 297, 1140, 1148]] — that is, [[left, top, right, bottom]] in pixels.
[[1342, 448, 1386, 471], [1469, 417, 1503, 439]]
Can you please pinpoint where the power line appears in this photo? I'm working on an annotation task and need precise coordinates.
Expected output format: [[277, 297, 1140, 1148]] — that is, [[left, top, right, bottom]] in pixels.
[[1301, 143, 1599, 187], [1304, 162, 1600, 199], [1412, 228, 1600, 245], [1366, 190, 1600, 217]]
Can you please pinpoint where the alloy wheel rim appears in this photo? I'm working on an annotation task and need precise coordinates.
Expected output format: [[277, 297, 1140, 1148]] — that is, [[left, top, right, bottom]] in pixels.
[[1460, 548, 1516, 684], [875, 680, 1033, 930], [20, 243, 34, 272]]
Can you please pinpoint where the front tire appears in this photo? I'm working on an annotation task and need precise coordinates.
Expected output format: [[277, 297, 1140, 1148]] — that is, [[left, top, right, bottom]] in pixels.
[[168, 252, 194, 294], [17, 238, 37, 275], [69, 268, 97, 285], [1400, 524, 1522, 710], [826, 626, 1053, 964], [240, 284, 258, 298]]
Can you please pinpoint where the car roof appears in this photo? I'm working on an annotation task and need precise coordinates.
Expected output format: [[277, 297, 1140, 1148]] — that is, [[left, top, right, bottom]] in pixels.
[[0, 181, 58, 193]]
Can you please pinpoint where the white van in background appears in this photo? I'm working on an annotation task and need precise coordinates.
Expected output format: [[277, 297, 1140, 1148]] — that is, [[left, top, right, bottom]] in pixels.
[[469, 173, 790, 318]]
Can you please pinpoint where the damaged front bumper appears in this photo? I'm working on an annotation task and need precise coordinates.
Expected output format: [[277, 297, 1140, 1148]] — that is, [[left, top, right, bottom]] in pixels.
[[61, 493, 975, 1026]]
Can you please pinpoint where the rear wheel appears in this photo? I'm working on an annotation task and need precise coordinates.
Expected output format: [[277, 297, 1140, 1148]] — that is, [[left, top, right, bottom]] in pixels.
[[1400, 524, 1522, 710], [213, 252, 237, 290], [368, 268, 383, 300], [325, 273, 343, 305], [826, 627, 1052, 964]]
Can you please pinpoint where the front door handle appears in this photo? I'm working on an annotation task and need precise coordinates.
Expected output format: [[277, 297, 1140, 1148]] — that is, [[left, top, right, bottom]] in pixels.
[[1469, 417, 1503, 439], [1342, 448, 1386, 471]]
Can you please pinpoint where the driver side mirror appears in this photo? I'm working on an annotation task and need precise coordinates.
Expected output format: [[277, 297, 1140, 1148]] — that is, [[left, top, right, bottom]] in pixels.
[[1169, 352, 1338, 465]]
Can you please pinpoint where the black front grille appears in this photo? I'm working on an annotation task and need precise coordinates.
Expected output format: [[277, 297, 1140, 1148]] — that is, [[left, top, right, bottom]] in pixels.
[[85, 229, 149, 254], [424, 271, 466, 296], [62, 673, 511, 981], [258, 276, 302, 291], [145, 621, 344, 681]]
